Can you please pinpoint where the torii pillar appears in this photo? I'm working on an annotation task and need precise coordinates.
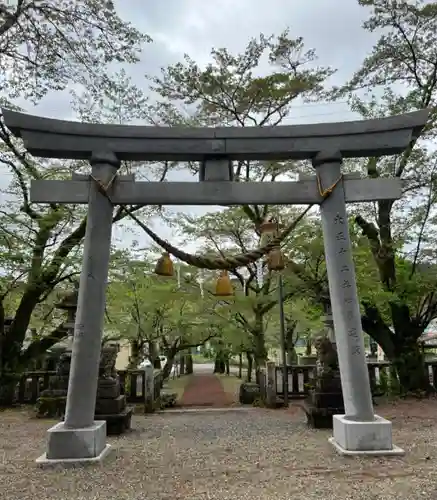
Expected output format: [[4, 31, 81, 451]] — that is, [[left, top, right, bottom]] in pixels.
[[314, 151, 404, 455], [37, 151, 121, 465]]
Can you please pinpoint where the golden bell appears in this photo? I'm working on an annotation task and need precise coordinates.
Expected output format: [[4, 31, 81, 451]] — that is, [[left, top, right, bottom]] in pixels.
[[259, 218, 278, 236], [267, 247, 285, 271], [214, 270, 234, 297], [154, 252, 174, 277]]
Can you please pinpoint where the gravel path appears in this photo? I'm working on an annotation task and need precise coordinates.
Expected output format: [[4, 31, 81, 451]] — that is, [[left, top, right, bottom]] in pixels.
[[1, 401, 437, 500]]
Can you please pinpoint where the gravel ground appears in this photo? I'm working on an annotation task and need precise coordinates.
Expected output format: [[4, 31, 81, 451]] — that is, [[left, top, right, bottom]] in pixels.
[[1, 401, 437, 500]]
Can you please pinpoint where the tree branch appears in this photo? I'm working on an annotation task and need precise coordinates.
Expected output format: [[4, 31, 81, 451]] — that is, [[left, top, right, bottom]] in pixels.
[[18, 322, 68, 369]]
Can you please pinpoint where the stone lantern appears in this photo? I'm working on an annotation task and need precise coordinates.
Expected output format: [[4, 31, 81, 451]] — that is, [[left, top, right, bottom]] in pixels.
[[55, 281, 79, 334], [45, 282, 79, 369]]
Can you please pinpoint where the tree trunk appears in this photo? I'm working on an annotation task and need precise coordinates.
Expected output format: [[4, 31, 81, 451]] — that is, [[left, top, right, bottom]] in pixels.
[[213, 348, 229, 374], [180, 355, 185, 375], [162, 356, 175, 380], [129, 339, 141, 369], [305, 338, 312, 356], [149, 341, 161, 368], [213, 356, 225, 374], [185, 353, 193, 374], [252, 312, 267, 383], [0, 322, 68, 406], [253, 331, 267, 382], [287, 347, 298, 365], [245, 351, 253, 382], [392, 343, 428, 395], [0, 373, 19, 407], [238, 353, 243, 379], [362, 301, 429, 394]]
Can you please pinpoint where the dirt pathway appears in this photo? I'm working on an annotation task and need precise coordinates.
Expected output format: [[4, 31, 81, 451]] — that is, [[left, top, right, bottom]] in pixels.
[[179, 373, 231, 407]]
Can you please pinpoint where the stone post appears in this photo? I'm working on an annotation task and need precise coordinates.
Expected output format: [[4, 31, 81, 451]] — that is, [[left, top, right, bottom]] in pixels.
[[313, 151, 403, 455], [265, 361, 277, 408], [144, 364, 155, 413], [38, 151, 120, 465], [323, 300, 335, 346]]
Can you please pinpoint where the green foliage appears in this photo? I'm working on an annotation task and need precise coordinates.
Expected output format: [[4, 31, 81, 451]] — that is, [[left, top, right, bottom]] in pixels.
[[149, 30, 333, 129], [0, 0, 149, 103], [35, 396, 66, 419], [0, 1, 154, 400], [106, 255, 227, 359], [159, 392, 177, 409], [1, 0, 436, 400], [328, 0, 437, 391], [147, 31, 335, 365]]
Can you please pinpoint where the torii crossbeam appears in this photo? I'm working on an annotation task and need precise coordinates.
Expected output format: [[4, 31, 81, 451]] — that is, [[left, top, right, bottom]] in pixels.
[[2, 107, 429, 465], [30, 174, 401, 205]]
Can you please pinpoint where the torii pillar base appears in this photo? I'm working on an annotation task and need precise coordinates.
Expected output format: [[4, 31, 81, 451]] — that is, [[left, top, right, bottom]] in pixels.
[[329, 415, 405, 456], [36, 421, 112, 467]]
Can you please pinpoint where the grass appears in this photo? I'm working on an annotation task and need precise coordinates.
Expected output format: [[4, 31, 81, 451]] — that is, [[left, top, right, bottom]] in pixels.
[[162, 374, 193, 401], [191, 354, 211, 364], [216, 373, 243, 401]]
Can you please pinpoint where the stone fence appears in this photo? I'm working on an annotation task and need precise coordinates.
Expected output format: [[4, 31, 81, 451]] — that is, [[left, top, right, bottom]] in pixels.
[[274, 360, 437, 398], [14, 369, 163, 405]]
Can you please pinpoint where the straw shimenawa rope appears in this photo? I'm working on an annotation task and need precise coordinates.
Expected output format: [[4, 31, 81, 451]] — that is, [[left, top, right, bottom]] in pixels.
[[124, 205, 311, 270], [91, 172, 342, 270]]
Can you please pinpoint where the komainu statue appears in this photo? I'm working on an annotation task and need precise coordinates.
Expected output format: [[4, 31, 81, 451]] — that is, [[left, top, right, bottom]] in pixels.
[[302, 335, 344, 429], [99, 345, 118, 380], [313, 335, 339, 379]]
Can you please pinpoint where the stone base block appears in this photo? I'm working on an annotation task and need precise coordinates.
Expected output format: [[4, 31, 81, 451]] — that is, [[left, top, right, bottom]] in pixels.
[[330, 414, 405, 456], [239, 382, 260, 405], [309, 390, 344, 410], [36, 444, 112, 467], [95, 394, 126, 414], [42, 420, 108, 461], [302, 400, 344, 429], [96, 407, 133, 436], [97, 379, 120, 399]]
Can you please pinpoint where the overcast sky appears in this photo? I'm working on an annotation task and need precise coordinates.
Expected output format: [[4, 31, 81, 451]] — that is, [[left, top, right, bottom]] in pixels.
[[4, 0, 379, 255]]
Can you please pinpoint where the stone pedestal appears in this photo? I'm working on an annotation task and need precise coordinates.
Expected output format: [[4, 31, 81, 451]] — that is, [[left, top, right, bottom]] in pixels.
[[144, 364, 155, 413], [36, 352, 71, 419], [265, 362, 278, 408], [302, 369, 344, 429], [94, 377, 133, 436], [329, 415, 405, 456], [37, 345, 133, 436], [239, 382, 260, 404], [36, 421, 111, 466]]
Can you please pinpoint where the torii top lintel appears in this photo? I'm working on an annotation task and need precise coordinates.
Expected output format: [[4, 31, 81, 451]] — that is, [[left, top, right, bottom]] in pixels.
[[1, 108, 430, 162]]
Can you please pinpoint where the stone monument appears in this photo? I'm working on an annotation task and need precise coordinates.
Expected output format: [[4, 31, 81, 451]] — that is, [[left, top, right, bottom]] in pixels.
[[35, 286, 77, 417], [36, 288, 133, 434], [302, 336, 344, 429], [36, 352, 72, 418], [94, 344, 133, 435], [3, 107, 429, 464]]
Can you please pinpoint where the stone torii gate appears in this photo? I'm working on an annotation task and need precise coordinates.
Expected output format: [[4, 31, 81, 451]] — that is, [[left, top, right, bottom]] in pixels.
[[2, 108, 429, 465]]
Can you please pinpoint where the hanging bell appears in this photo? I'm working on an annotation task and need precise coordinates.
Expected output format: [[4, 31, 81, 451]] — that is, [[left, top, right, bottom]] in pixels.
[[259, 218, 278, 236], [259, 217, 279, 248], [154, 252, 174, 277], [214, 270, 234, 297], [267, 247, 285, 271]]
